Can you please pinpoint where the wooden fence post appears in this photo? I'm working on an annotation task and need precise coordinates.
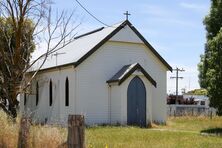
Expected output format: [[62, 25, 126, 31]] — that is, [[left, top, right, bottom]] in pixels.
[[67, 115, 85, 148], [17, 116, 30, 148]]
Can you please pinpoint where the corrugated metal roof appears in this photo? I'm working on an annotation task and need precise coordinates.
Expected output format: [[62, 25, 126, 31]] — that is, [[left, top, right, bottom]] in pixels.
[[30, 20, 172, 72], [107, 63, 157, 87], [107, 63, 137, 82], [30, 21, 124, 71]]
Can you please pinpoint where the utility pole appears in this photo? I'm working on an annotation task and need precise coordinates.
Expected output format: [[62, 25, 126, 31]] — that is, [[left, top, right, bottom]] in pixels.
[[170, 67, 185, 104]]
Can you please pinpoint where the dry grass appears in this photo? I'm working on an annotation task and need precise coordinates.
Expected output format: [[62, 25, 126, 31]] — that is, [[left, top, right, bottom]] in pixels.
[[161, 116, 222, 132], [30, 125, 66, 148], [0, 111, 19, 148], [0, 110, 222, 148], [0, 111, 66, 148]]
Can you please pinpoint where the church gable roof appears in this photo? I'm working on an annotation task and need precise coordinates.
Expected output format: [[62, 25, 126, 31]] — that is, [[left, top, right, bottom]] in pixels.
[[32, 20, 172, 72], [107, 63, 157, 87]]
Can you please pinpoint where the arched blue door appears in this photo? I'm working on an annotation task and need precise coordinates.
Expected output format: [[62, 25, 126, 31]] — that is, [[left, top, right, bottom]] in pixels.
[[127, 76, 146, 127]]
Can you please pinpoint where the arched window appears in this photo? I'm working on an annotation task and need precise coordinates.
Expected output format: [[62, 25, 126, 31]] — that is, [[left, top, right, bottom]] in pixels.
[[24, 93, 27, 106], [36, 82, 39, 106], [49, 79, 53, 106], [65, 77, 69, 106]]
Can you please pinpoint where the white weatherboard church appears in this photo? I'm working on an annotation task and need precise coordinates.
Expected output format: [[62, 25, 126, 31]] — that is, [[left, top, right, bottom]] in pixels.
[[20, 20, 172, 127]]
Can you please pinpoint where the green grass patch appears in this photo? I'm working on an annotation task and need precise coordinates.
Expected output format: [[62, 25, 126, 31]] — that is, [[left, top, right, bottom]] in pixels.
[[86, 116, 222, 148], [86, 126, 222, 148]]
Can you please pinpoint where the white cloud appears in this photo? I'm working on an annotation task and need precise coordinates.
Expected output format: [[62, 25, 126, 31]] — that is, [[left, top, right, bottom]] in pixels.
[[179, 2, 208, 13], [151, 17, 198, 28], [138, 4, 177, 18], [138, 4, 199, 28]]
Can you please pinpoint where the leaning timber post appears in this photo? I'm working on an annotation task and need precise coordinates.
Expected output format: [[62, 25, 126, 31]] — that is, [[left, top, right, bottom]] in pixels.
[[67, 115, 85, 148], [17, 116, 30, 148]]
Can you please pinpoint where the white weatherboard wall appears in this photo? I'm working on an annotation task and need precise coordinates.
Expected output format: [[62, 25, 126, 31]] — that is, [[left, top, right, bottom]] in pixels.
[[109, 83, 121, 124], [21, 41, 167, 125], [110, 25, 143, 43], [112, 25, 167, 122], [21, 66, 76, 124], [75, 40, 167, 124], [21, 24, 168, 125]]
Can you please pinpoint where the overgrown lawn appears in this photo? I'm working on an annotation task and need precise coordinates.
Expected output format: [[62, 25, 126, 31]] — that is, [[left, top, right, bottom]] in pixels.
[[86, 126, 222, 148], [0, 111, 222, 148]]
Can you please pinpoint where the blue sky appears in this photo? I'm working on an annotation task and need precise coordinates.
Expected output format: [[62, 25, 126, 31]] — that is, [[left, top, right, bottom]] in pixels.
[[53, 0, 210, 94]]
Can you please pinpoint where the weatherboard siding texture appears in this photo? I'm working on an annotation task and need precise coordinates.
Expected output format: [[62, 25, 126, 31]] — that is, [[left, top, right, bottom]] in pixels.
[[20, 40, 167, 125], [110, 25, 143, 43], [110, 25, 167, 123], [20, 25, 167, 125], [21, 67, 76, 124], [75, 40, 167, 124], [110, 84, 121, 124]]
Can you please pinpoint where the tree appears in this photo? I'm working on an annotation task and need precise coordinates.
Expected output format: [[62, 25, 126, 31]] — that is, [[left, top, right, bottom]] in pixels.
[[198, 0, 222, 115], [186, 88, 208, 96], [0, 0, 80, 118], [206, 29, 222, 114], [198, 54, 207, 88], [0, 17, 35, 117]]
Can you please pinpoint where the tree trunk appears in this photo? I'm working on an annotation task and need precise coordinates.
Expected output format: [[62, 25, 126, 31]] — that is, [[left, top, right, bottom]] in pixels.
[[8, 86, 18, 119]]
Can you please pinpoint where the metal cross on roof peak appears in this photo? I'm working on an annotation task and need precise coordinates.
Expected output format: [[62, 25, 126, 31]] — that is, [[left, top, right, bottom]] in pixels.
[[124, 11, 131, 20]]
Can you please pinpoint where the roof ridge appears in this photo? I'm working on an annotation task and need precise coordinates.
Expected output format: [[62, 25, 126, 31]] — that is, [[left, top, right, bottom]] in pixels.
[[74, 20, 126, 40], [74, 27, 104, 39], [104, 20, 126, 28]]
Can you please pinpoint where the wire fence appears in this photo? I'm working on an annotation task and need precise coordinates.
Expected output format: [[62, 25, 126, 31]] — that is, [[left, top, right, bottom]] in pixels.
[[167, 105, 217, 117]]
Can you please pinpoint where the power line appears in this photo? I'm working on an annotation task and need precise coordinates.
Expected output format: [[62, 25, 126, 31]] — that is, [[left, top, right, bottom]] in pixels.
[[75, 0, 111, 27]]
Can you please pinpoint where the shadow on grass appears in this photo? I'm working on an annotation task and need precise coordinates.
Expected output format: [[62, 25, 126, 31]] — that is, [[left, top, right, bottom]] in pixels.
[[201, 128, 222, 136]]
